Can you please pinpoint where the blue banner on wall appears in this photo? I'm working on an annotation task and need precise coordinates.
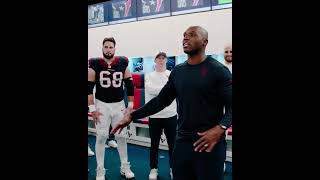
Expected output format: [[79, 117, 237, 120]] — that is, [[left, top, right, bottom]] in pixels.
[[88, 3, 107, 25], [137, 0, 171, 20], [130, 57, 144, 72], [171, 0, 211, 15], [166, 56, 176, 70], [88, 0, 232, 27], [108, 0, 137, 24]]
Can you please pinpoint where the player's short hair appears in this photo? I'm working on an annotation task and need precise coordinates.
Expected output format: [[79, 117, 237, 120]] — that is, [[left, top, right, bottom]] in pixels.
[[103, 37, 116, 46]]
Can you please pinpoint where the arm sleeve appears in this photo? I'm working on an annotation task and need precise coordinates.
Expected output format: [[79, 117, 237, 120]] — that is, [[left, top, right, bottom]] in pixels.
[[217, 66, 232, 128]]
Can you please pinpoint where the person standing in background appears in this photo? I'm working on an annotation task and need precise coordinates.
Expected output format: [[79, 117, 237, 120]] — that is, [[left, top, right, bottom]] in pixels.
[[145, 52, 177, 180], [223, 44, 232, 73]]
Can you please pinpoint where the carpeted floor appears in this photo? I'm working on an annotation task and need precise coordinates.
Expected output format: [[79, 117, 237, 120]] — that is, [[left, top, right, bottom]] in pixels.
[[88, 135, 232, 180]]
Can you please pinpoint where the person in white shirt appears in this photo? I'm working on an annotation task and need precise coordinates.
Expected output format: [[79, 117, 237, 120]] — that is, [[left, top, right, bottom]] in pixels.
[[224, 44, 232, 73], [145, 52, 177, 180]]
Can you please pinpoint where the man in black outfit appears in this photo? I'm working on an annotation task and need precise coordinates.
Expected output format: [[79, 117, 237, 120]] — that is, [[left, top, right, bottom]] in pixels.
[[112, 26, 232, 180]]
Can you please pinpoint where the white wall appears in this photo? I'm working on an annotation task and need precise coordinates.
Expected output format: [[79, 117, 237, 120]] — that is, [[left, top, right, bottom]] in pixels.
[[88, 8, 232, 58]]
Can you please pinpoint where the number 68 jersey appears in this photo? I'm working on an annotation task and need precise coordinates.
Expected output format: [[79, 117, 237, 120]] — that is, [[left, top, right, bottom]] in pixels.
[[89, 56, 129, 103]]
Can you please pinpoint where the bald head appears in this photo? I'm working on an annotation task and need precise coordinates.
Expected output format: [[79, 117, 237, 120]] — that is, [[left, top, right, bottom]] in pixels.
[[183, 26, 208, 56], [224, 43, 232, 63], [188, 26, 208, 41], [224, 43, 232, 50]]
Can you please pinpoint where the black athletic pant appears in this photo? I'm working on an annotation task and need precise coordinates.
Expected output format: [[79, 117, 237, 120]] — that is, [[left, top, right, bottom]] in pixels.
[[148, 115, 177, 169], [172, 135, 226, 180]]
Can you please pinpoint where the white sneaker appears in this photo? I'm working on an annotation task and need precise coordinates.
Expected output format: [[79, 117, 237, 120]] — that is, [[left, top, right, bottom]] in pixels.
[[149, 168, 158, 180], [120, 162, 135, 179], [170, 168, 173, 179], [96, 166, 105, 180], [96, 175, 105, 180], [88, 146, 95, 156], [108, 140, 118, 148]]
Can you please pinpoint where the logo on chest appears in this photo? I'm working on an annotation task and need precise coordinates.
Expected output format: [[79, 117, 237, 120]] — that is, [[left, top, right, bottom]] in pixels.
[[200, 67, 208, 77]]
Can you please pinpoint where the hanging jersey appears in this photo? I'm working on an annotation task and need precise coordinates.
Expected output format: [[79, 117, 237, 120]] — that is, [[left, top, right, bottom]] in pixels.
[[89, 56, 129, 103]]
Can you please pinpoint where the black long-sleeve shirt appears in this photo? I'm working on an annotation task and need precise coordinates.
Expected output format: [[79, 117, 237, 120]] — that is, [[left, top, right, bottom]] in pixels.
[[131, 56, 232, 139]]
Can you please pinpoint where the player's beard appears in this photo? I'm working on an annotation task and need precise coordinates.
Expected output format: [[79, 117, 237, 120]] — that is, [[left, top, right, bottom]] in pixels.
[[103, 52, 114, 60]]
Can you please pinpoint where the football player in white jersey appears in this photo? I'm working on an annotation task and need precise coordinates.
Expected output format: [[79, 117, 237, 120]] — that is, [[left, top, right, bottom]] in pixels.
[[88, 37, 135, 180]]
